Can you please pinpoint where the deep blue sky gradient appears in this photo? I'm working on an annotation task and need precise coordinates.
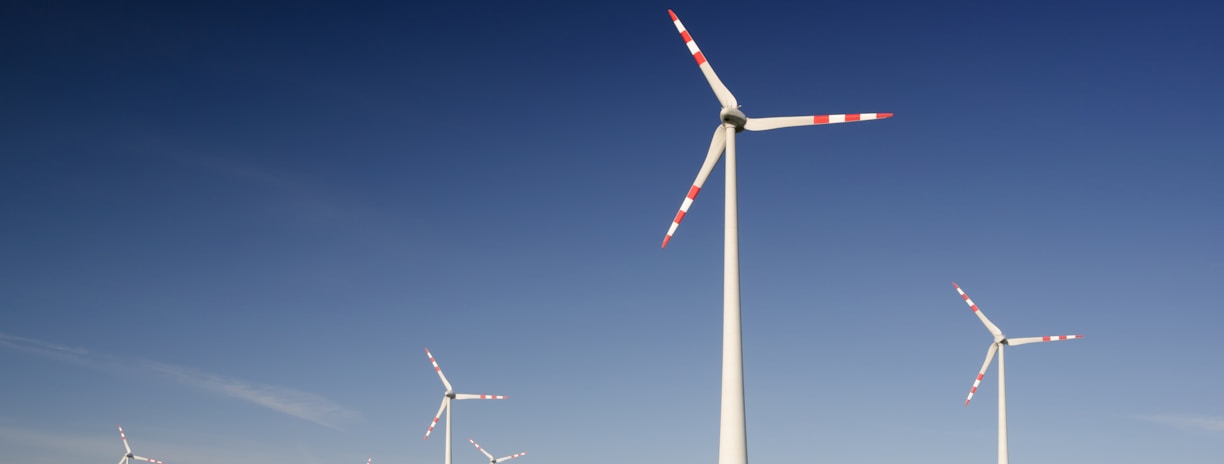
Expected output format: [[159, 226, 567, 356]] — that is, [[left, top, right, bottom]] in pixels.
[[2, 1, 1222, 463]]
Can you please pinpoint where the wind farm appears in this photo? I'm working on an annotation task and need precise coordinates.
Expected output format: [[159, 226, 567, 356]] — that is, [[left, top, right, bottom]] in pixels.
[[2, 2, 1221, 464]]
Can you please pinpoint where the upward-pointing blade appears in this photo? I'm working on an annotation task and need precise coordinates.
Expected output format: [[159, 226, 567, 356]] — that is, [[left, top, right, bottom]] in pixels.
[[668, 9, 738, 109], [966, 343, 999, 406], [425, 348, 453, 392], [744, 113, 894, 131], [953, 282, 1004, 339], [118, 425, 132, 455], [663, 125, 726, 248], [469, 439, 495, 461]]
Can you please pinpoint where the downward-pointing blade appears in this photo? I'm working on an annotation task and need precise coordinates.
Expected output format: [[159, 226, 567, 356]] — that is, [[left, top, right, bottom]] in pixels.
[[495, 452, 527, 463], [454, 393, 507, 400], [469, 439, 495, 461], [966, 343, 999, 406], [1008, 334, 1083, 346], [744, 113, 894, 131], [662, 125, 726, 248], [424, 397, 447, 440], [425, 348, 453, 392], [668, 9, 737, 109], [953, 282, 1004, 339], [118, 456, 127, 464], [117, 425, 132, 455]]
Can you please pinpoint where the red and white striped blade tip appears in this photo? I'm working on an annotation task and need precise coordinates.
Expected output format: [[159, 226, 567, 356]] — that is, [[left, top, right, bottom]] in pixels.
[[455, 393, 508, 399], [814, 113, 893, 123]]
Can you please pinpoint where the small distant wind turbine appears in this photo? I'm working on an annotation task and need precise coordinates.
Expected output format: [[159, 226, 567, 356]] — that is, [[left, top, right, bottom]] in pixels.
[[423, 349, 507, 464], [661, 10, 892, 464], [468, 438, 526, 464], [115, 425, 164, 464], [953, 282, 1083, 464]]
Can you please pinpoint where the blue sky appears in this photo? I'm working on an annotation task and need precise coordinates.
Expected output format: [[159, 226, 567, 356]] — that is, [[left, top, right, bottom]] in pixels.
[[2, 1, 1221, 463]]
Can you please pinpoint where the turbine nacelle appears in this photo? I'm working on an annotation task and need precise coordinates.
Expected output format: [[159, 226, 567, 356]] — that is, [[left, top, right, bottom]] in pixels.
[[445, 391, 456, 399], [719, 107, 747, 131]]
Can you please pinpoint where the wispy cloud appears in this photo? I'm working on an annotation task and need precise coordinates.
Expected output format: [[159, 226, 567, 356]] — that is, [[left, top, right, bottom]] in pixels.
[[145, 362, 359, 430], [0, 333, 360, 430], [1136, 414, 1224, 433], [0, 333, 111, 367]]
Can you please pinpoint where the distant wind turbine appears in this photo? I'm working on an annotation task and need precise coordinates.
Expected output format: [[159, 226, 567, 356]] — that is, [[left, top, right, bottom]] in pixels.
[[115, 425, 165, 464], [660, 10, 893, 464], [954, 282, 1083, 464], [468, 438, 526, 464], [422, 349, 507, 464]]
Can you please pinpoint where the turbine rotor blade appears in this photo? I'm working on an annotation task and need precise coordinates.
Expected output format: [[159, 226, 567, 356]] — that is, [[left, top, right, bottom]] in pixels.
[[469, 439, 496, 461], [425, 348, 454, 392], [119, 457, 127, 464], [668, 9, 738, 109], [454, 393, 507, 400], [132, 456, 164, 464], [118, 425, 132, 455], [424, 397, 447, 440], [966, 343, 999, 406], [663, 125, 726, 248], [1007, 334, 1083, 346], [495, 452, 527, 463], [952, 282, 1005, 339], [744, 113, 894, 131]]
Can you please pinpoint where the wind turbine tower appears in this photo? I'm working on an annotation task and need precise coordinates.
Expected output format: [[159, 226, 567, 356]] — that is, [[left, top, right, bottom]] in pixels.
[[422, 349, 508, 464], [660, 10, 893, 464], [954, 282, 1083, 464]]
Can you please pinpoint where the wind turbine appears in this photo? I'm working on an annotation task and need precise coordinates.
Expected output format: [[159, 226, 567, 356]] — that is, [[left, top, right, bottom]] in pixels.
[[115, 425, 165, 464], [468, 438, 526, 464], [953, 282, 1083, 464], [660, 10, 892, 464], [423, 348, 507, 464]]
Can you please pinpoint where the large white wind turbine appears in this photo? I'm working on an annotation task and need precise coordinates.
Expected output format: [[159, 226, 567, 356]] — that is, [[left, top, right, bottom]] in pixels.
[[115, 425, 165, 464], [422, 349, 507, 464], [953, 282, 1083, 464], [660, 10, 892, 464], [468, 438, 527, 464]]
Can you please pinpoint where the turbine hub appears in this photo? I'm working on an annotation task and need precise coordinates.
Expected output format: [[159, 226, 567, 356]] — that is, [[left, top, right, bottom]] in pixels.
[[720, 107, 747, 132], [445, 391, 456, 399]]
